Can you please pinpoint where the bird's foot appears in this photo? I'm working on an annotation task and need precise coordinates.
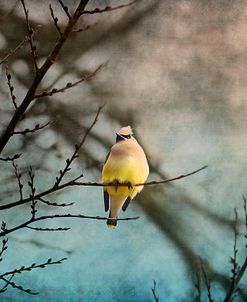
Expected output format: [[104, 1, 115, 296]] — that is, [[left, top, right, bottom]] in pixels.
[[127, 182, 133, 190], [113, 179, 120, 192]]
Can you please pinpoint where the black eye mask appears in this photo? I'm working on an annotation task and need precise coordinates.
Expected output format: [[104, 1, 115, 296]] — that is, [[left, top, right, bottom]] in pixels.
[[116, 133, 132, 142]]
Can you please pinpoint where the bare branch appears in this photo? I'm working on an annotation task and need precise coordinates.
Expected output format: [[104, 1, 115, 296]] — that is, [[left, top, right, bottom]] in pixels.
[[38, 196, 74, 207], [75, 165, 208, 187], [224, 197, 247, 301], [0, 153, 21, 162], [12, 121, 50, 135], [80, 0, 137, 15], [0, 165, 207, 211], [151, 280, 159, 302], [0, 274, 14, 293], [0, 257, 67, 295], [32, 64, 103, 100], [0, 174, 83, 211], [58, 0, 71, 19], [0, 214, 139, 237], [200, 259, 214, 302], [0, 0, 90, 154], [0, 238, 8, 262], [12, 162, 23, 201], [20, 0, 39, 72], [28, 167, 37, 220], [0, 27, 39, 65], [25, 226, 70, 231], [5, 66, 17, 109], [72, 24, 91, 33], [54, 104, 104, 187], [49, 4, 62, 35], [0, 276, 38, 295]]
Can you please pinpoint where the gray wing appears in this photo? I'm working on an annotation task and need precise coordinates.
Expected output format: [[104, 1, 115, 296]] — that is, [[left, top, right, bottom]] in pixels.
[[122, 197, 131, 211], [104, 190, 109, 212], [103, 151, 110, 212]]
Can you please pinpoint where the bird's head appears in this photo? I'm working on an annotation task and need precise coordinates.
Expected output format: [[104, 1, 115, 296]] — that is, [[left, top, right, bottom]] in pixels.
[[116, 126, 133, 142]]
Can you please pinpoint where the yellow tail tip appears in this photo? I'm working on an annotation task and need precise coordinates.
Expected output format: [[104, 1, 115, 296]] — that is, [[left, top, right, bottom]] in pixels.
[[107, 224, 116, 229]]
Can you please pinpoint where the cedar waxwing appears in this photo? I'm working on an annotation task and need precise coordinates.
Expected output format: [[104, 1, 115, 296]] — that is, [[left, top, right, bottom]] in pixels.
[[102, 126, 149, 228]]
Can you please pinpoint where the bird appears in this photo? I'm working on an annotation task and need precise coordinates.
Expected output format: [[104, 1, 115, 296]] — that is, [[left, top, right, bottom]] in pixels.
[[102, 126, 149, 228]]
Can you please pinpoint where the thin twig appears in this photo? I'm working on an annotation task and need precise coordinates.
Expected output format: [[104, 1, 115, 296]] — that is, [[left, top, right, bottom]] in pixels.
[[0, 36, 29, 65], [5, 66, 17, 109], [49, 4, 62, 35], [0, 153, 21, 162], [194, 269, 202, 302], [25, 226, 70, 231], [81, 0, 137, 15], [0, 274, 14, 293], [0, 257, 66, 295], [12, 121, 50, 135], [32, 64, 103, 100], [0, 276, 38, 295], [54, 104, 104, 187], [200, 259, 214, 302], [38, 196, 74, 207], [72, 25, 91, 33], [0, 174, 83, 211], [151, 280, 159, 302], [20, 0, 39, 72], [58, 0, 71, 19], [0, 238, 8, 262], [0, 214, 140, 237], [28, 167, 37, 220], [12, 162, 23, 201]]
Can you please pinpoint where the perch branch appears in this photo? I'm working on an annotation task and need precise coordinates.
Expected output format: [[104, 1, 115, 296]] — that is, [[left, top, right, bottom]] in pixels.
[[0, 165, 207, 211], [75, 165, 208, 187]]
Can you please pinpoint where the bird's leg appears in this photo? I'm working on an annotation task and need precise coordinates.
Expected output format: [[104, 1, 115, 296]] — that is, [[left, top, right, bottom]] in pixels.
[[113, 179, 120, 192], [127, 181, 133, 190]]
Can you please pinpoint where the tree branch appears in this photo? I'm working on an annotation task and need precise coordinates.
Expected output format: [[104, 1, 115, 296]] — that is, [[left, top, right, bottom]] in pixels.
[[49, 4, 62, 35], [12, 122, 50, 135], [32, 64, 103, 100], [0, 153, 21, 162], [0, 214, 139, 237], [80, 0, 137, 15], [0, 0, 90, 154], [21, 0, 39, 72], [0, 165, 207, 211], [5, 66, 17, 109], [58, 0, 71, 19], [75, 165, 208, 187]]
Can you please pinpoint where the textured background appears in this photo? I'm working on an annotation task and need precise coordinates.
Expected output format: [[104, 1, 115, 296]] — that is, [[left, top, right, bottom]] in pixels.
[[0, 0, 247, 301]]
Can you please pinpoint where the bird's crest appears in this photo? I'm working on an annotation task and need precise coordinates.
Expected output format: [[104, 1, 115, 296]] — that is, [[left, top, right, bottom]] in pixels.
[[118, 126, 133, 136]]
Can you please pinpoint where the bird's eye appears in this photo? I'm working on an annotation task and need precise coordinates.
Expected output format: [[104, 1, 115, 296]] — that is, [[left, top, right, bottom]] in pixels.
[[122, 134, 131, 139]]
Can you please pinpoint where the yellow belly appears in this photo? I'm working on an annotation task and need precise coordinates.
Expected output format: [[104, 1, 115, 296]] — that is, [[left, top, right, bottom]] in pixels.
[[102, 156, 146, 199]]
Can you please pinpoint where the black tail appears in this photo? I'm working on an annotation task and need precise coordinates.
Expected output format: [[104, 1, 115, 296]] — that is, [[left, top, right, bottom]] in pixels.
[[107, 216, 117, 228]]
